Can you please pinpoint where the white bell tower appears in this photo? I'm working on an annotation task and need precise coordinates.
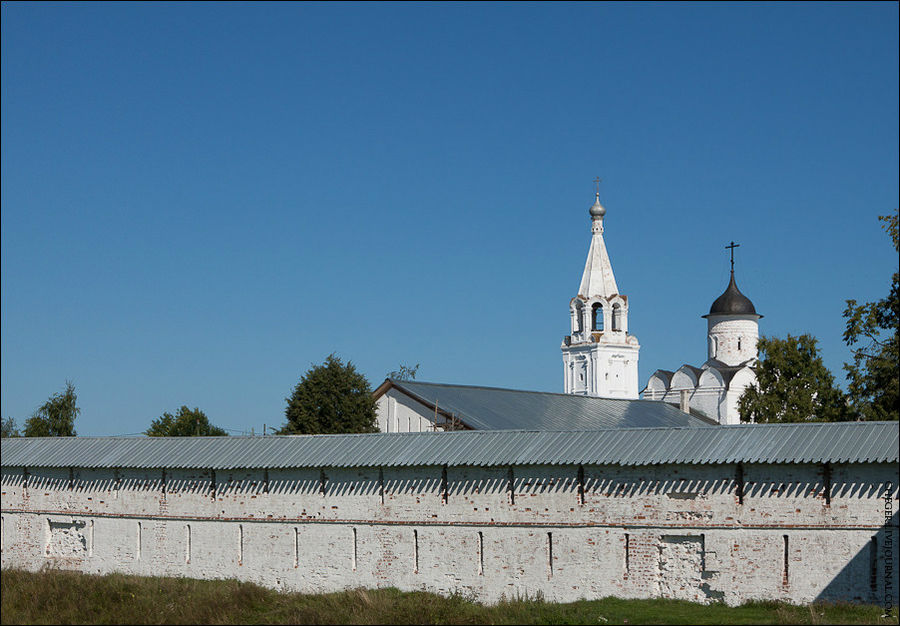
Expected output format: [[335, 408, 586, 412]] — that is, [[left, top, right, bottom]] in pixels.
[[561, 185, 640, 398]]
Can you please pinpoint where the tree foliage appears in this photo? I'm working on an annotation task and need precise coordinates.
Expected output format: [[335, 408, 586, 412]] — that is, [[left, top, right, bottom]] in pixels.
[[281, 354, 377, 435], [387, 363, 419, 381], [738, 334, 851, 423], [145, 406, 227, 437], [23, 381, 80, 437], [1, 417, 20, 438], [842, 210, 899, 421]]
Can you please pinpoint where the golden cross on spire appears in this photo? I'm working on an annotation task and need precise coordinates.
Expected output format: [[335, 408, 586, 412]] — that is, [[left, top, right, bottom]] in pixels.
[[593, 176, 602, 196]]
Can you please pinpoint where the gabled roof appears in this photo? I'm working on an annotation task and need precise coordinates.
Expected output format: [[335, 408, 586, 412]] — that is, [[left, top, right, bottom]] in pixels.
[[649, 370, 674, 384], [2, 422, 896, 469], [374, 379, 718, 430]]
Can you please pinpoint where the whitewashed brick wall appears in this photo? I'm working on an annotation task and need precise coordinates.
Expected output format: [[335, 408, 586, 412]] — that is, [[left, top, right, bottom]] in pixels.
[[2, 461, 897, 606]]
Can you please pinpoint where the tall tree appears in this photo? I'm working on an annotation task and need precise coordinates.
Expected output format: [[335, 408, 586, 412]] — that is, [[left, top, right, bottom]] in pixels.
[[842, 210, 899, 421], [281, 354, 377, 435], [23, 381, 80, 437], [1, 417, 20, 438], [738, 334, 851, 423], [145, 406, 228, 437]]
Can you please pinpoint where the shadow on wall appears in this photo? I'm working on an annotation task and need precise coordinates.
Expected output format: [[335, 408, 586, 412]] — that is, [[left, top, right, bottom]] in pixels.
[[816, 510, 898, 606]]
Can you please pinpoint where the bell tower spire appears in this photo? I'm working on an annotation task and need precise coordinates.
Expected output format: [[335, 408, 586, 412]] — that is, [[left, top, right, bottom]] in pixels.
[[561, 183, 640, 399]]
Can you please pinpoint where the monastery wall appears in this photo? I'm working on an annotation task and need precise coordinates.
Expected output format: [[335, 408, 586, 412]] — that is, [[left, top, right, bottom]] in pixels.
[[2, 461, 897, 606]]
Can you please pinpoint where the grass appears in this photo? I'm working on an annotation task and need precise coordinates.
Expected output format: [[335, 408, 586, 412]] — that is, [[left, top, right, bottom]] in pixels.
[[1, 567, 897, 625]]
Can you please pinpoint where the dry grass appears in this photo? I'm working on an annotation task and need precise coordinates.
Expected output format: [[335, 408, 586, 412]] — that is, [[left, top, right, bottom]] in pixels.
[[1, 567, 896, 625]]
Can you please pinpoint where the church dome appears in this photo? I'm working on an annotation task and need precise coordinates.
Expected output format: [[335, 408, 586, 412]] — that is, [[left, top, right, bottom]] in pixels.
[[589, 193, 606, 219], [705, 272, 759, 316]]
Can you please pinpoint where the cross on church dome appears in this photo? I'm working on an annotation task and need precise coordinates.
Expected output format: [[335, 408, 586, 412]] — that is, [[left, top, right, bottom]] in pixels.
[[589, 177, 606, 219], [703, 243, 761, 318]]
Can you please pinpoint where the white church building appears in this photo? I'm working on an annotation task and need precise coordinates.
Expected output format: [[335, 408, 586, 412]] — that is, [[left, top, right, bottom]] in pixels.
[[561, 191, 640, 399], [554, 188, 761, 425], [2, 186, 897, 608], [643, 262, 762, 425]]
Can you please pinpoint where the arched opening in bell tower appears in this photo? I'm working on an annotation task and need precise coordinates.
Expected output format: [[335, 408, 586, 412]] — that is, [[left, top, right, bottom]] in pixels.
[[591, 303, 604, 331]]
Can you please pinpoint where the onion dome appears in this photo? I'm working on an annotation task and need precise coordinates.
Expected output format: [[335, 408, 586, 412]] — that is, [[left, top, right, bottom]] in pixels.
[[589, 193, 606, 219], [703, 272, 761, 317]]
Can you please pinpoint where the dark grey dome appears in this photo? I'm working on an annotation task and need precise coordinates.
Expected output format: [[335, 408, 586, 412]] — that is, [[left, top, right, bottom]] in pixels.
[[704, 272, 759, 317]]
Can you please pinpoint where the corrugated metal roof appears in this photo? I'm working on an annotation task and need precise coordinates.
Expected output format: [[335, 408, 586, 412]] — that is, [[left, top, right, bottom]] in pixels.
[[2, 422, 896, 470], [383, 380, 718, 429]]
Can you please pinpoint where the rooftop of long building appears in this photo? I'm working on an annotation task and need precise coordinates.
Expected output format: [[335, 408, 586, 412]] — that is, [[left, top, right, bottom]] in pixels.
[[2, 421, 896, 470]]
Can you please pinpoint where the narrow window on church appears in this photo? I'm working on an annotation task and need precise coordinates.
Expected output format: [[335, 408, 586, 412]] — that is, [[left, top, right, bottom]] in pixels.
[[736, 464, 744, 505], [441, 466, 448, 505], [379, 467, 385, 505], [88, 520, 94, 557], [870, 536, 878, 594], [782, 535, 789, 585], [136, 522, 141, 561], [210, 469, 216, 501], [413, 529, 419, 574], [185, 524, 191, 564], [478, 531, 484, 576], [547, 532, 553, 578], [624, 533, 630, 575], [823, 463, 832, 506], [352, 527, 358, 571], [293, 528, 299, 568], [238, 524, 243, 564], [592, 304, 603, 331], [507, 467, 515, 505], [612, 304, 621, 331], [738, 337, 742, 351]]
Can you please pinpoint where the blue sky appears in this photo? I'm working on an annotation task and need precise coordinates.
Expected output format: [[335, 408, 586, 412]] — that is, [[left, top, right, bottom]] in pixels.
[[2, 2, 898, 436]]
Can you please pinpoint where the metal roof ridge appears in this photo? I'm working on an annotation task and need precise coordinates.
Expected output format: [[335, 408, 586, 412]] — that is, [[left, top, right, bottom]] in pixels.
[[391, 379, 713, 405], [6, 420, 894, 443]]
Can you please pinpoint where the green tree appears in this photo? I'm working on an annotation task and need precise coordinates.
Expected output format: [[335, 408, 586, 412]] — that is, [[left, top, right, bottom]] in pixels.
[[23, 381, 80, 437], [145, 406, 228, 437], [738, 334, 851, 423], [1, 417, 20, 438], [842, 210, 899, 421], [387, 363, 419, 381], [281, 354, 377, 435]]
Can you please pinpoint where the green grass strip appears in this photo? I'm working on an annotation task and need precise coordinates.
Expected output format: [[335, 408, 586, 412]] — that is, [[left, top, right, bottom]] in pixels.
[[1, 568, 897, 625]]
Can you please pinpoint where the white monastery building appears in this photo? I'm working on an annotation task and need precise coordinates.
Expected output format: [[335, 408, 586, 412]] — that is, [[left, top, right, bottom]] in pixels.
[[562, 192, 640, 399], [372, 379, 715, 433], [644, 248, 762, 424], [3, 185, 897, 609]]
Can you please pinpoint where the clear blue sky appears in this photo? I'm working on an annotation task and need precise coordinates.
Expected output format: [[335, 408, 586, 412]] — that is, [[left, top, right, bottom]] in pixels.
[[2, 2, 898, 436]]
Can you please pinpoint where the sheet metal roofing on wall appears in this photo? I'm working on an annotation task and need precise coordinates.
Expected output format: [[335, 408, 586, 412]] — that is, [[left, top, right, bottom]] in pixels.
[[380, 380, 718, 430], [1, 421, 897, 470]]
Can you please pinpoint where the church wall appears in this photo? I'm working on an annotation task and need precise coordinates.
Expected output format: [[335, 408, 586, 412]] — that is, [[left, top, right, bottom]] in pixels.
[[706, 315, 759, 366], [376, 388, 439, 433], [3, 462, 897, 606]]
